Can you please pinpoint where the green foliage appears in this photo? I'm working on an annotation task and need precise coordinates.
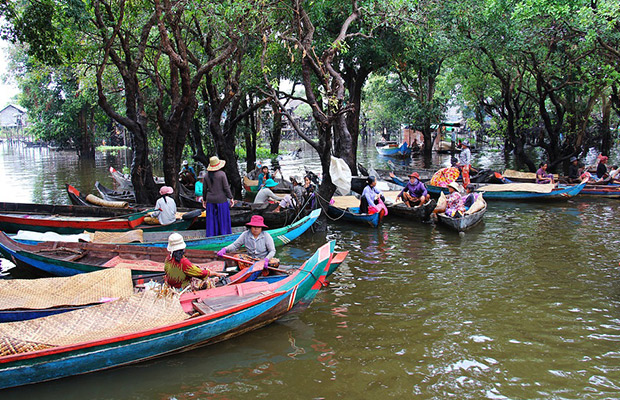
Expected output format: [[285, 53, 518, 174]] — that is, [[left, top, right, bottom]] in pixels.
[[236, 146, 277, 160]]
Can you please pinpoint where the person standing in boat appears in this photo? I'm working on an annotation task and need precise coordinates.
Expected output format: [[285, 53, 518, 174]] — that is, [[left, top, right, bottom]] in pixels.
[[536, 162, 554, 184], [217, 215, 276, 270], [360, 176, 386, 214], [152, 186, 177, 225], [254, 179, 284, 204], [396, 172, 429, 207], [165, 233, 226, 289], [203, 156, 234, 237], [457, 140, 472, 187]]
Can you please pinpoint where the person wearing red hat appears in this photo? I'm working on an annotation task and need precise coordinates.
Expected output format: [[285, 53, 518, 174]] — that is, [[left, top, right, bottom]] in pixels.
[[396, 172, 429, 207], [217, 215, 276, 269]]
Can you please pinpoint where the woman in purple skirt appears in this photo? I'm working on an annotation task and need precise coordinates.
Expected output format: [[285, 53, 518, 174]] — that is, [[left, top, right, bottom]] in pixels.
[[203, 156, 233, 237]]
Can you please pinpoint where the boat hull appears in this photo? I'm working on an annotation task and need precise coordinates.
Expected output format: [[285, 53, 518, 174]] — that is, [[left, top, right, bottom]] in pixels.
[[387, 199, 436, 221], [327, 206, 381, 228], [426, 182, 586, 201], [437, 205, 487, 232]]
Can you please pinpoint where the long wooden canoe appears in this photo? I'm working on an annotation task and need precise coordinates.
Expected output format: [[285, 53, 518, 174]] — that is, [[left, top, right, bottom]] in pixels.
[[0, 241, 341, 389], [425, 182, 586, 201], [0, 202, 198, 234]]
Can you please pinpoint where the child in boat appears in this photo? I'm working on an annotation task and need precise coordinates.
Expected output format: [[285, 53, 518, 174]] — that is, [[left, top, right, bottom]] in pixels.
[[152, 186, 177, 225], [254, 179, 284, 204], [463, 184, 478, 210], [273, 176, 305, 212], [164, 233, 226, 289], [396, 172, 429, 207], [217, 215, 276, 270], [536, 163, 554, 184]]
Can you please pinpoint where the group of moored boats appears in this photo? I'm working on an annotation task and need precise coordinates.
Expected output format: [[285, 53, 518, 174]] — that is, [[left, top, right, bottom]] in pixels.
[[0, 170, 346, 389]]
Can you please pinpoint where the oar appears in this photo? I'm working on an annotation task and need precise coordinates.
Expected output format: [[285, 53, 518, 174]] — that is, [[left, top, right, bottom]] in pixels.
[[94, 209, 156, 223], [221, 254, 256, 265]]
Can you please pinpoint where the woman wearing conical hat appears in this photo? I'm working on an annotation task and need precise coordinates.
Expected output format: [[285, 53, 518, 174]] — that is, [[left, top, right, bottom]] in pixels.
[[203, 156, 234, 237], [164, 233, 226, 289]]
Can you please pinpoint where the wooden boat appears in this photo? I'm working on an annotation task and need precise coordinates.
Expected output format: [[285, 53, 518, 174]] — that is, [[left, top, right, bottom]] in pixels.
[[375, 141, 411, 158], [327, 196, 384, 228], [177, 182, 203, 208], [579, 183, 620, 198], [0, 232, 227, 277], [16, 209, 322, 251], [387, 199, 437, 222], [66, 184, 130, 208], [95, 181, 135, 203], [109, 166, 165, 190], [425, 181, 586, 201], [0, 241, 343, 390], [0, 202, 198, 234], [243, 176, 292, 194], [437, 200, 487, 232]]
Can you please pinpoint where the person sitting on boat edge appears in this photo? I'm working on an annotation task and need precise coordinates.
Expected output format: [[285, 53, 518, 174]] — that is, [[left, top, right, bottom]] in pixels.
[[152, 186, 177, 225], [433, 181, 466, 218], [257, 166, 272, 189], [217, 215, 276, 270], [273, 176, 305, 213], [596, 155, 609, 182], [566, 157, 583, 184], [360, 176, 386, 215], [463, 184, 478, 209], [165, 233, 227, 289], [254, 179, 284, 204], [396, 172, 429, 207], [536, 162, 554, 184]]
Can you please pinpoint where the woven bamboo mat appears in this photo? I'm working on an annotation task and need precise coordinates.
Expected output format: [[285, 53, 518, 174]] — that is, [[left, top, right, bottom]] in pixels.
[[91, 229, 144, 243], [503, 169, 558, 180], [0, 337, 55, 357], [479, 183, 554, 193], [0, 291, 188, 353], [0, 269, 134, 311]]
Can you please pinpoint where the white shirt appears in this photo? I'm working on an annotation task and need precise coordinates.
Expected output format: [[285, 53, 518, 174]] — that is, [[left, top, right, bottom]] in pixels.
[[459, 147, 471, 166], [152, 196, 177, 225]]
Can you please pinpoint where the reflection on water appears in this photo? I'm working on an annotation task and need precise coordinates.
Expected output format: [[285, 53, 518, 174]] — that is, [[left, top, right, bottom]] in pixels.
[[2, 142, 620, 399]]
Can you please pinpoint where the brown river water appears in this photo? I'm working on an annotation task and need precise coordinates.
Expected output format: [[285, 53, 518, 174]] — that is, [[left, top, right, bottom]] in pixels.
[[1, 142, 620, 399]]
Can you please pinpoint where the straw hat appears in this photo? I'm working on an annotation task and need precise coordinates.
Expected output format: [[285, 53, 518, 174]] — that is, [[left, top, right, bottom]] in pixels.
[[167, 233, 186, 252], [246, 215, 268, 228], [159, 186, 174, 195], [264, 179, 278, 188], [207, 156, 226, 171], [448, 181, 460, 191]]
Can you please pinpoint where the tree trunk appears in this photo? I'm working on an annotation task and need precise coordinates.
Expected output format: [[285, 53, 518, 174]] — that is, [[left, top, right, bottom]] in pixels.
[[244, 98, 258, 173], [344, 67, 369, 176], [601, 94, 612, 156], [76, 106, 95, 160], [130, 122, 158, 204], [270, 109, 282, 155]]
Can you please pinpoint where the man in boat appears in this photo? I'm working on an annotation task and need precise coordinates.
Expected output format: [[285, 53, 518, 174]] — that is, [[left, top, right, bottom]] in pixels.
[[360, 176, 386, 214], [273, 176, 305, 213], [396, 172, 429, 207], [179, 160, 197, 188], [217, 215, 277, 270], [457, 140, 472, 187], [567, 157, 583, 184], [165, 233, 227, 289]]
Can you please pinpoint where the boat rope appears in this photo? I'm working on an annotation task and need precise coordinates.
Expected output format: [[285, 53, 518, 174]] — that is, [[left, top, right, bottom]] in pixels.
[[313, 192, 347, 221]]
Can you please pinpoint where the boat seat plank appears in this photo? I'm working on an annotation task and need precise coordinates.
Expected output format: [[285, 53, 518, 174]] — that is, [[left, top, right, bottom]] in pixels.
[[199, 292, 264, 312]]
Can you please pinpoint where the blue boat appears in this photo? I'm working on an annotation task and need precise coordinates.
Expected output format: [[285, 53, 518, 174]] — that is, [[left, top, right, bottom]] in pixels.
[[0, 241, 342, 389], [423, 182, 586, 201], [375, 141, 411, 158], [327, 205, 383, 228]]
